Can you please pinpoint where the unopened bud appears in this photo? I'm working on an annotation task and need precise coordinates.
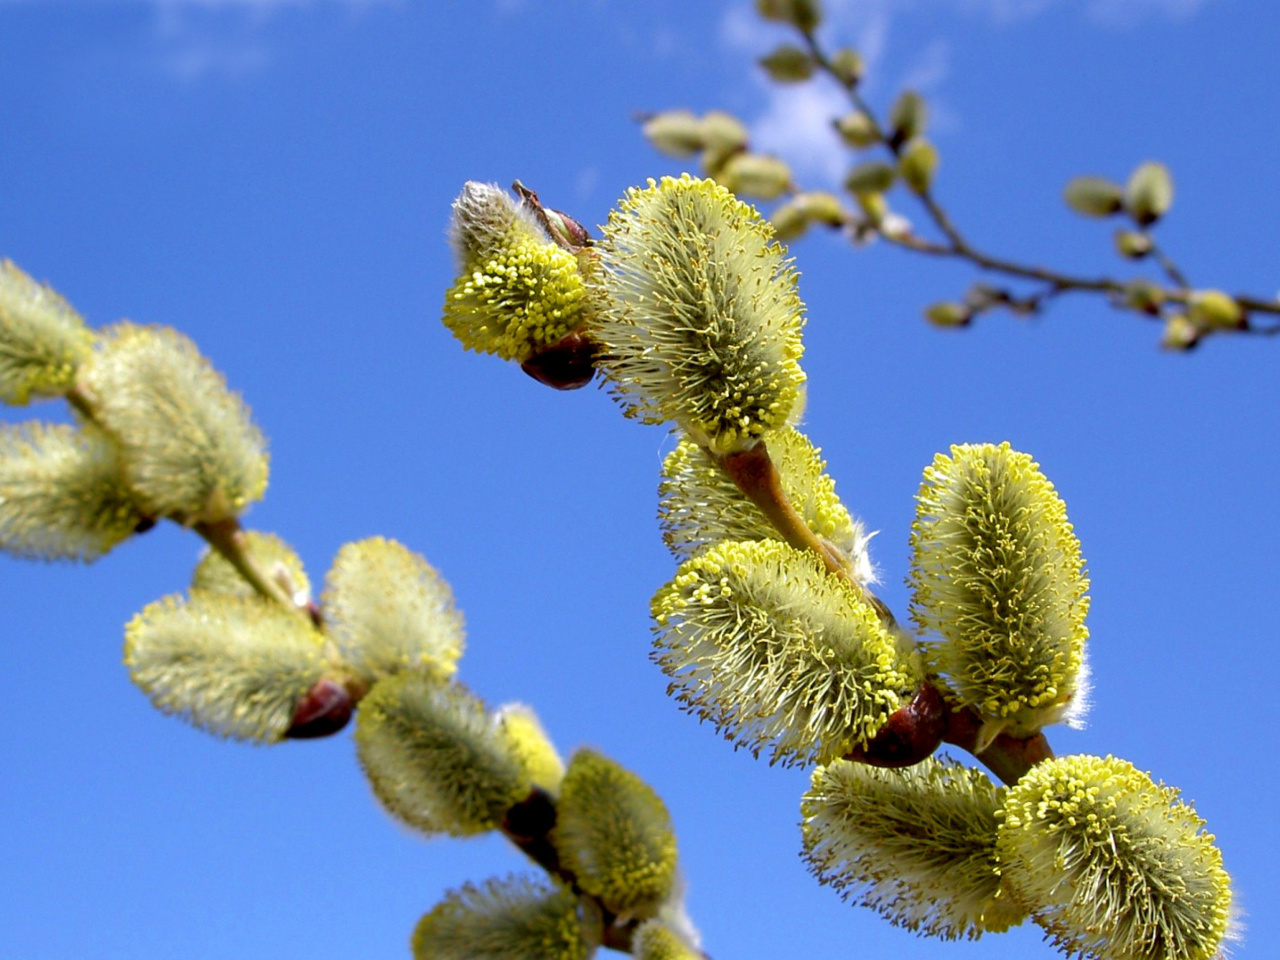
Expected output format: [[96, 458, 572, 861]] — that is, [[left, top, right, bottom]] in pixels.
[[770, 200, 810, 241], [1161, 314, 1199, 351], [844, 160, 896, 195], [797, 191, 845, 225], [1063, 176, 1124, 217], [925, 301, 971, 328], [1124, 161, 1174, 226], [829, 48, 864, 86], [718, 153, 792, 200], [642, 110, 705, 157], [755, 0, 822, 31], [1113, 229, 1152, 259], [700, 111, 749, 152], [888, 90, 927, 145], [1188, 290, 1244, 330], [834, 110, 879, 148], [899, 138, 939, 193], [759, 44, 814, 83], [1122, 280, 1165, 315]]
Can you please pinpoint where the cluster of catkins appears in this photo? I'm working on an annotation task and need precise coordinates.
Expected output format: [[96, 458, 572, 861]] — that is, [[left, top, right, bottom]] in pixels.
[[0, 258, 696, 960], [440, 173, 1236, 960]]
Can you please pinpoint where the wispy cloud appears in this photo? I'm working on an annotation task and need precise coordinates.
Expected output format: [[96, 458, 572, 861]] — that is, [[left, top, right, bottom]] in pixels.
[[144, 0, 397, 80]]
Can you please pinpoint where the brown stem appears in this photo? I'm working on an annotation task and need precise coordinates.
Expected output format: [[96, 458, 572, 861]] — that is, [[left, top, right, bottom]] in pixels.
[[194, 516, 296, 609], [714, 442, 894, 624], [941, 706, 1054, 786]]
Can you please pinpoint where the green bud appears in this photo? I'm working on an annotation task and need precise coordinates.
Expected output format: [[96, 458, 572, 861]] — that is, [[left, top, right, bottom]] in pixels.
[[83, 324, 269, 524], [323, 537, 465, 686], [355, 673, 531, 837], [698, 110, 749, 153], [1161, 313, 1200, 351], [652, 538, 919, 765], [769, 200, 810, 241], [834, 110, 880, 149], [0, 259, 95, 406], [1113, 229, 1152, 259], [632, 921, 702, 960], [1122, 280, 1165, 315], [829, 48, 864, 86], [755, 0, 822, 31], [888, 90, 927, 144], [1124, 161, 1174, 226], [924, 301, 971, 328], [124, 592, 326, 743], [996, 755, 1235, 960], [803, 758, 1026, 939], [844, 161, 897, 196], [641, 110, 705, 157], [909, 443, 1090, 742], [796, 191, 846, 225], [596, 175, 806, 454], [412, 875, 587, 960], [717, 152, 792, 200], [759, 44, 814, 83], [0, 421, 142, 562], [1188, 289, 1244, 330], [899, 137, 939, 193], [1062, 176, 1124, 217], [555, 749, 679, 918], [854, 190, 888, 226]]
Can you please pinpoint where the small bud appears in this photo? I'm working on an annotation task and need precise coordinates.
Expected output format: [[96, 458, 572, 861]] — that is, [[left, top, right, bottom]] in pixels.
[[1122, 280, 1165, 315], [632, 920, 703, 960], [759, 44, 815, 83], [829, 47, 864, 86], [1114, 229, 1152, 259], [520, 330, 598, 390], [698, 110, 749, 153], [193, 530, 310, 604], [284, 678, 354, 740], [888, 90, 927, 145], [769, 200, 811, 241], [844, 161, 897, 196], [898, 138, 939, 194], [1062, 176, 1124, 217], [755, 0, 822, 31], [1124, 160, 1174, 226], [854, 190, 888, 227], [717, 152, 792, 200], [834, 110, 880, 148], [1161, 313, 1200, 351], [796, 191, 846, 225], [641, 110, 705, 157], [1188, 289, 1244, 330], [924, 301, 971, 328]]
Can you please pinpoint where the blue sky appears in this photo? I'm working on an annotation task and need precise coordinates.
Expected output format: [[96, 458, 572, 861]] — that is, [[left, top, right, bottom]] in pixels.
[[3, 2, 1278, 959]]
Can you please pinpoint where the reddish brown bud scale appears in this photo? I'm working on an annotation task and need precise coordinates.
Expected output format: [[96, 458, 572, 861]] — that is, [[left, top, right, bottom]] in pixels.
[[284, 678, 353, 740], [845, 681, 946, 768], [520, 331, 598, 390]]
